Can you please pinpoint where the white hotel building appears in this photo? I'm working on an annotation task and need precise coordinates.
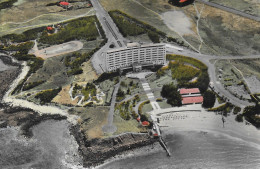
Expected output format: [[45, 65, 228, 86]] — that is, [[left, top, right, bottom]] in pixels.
[[105, 43, 166, 72]]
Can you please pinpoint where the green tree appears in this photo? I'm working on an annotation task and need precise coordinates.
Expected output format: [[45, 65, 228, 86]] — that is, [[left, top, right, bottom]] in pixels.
[[148, 31, 160, 43], [161, 83, 182, 106], [202, 90, 216, 108]]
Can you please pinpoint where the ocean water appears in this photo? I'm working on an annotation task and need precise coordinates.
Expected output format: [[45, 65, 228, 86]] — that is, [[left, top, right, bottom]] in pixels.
[[100, 131, 260, 169], [0, 120, 82, 169]]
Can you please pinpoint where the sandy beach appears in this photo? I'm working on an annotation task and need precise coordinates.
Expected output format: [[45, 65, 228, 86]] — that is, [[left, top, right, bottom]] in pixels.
[[158, 104, 260, 146], [95, 104, 260, 169]]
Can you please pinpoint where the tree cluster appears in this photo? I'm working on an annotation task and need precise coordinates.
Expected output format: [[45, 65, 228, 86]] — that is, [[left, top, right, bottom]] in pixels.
[[0, 27, 43, 43], [202, 90, 216, 108], [35, 87, 62, 105], [23, 80, 46, 91], [165, 54, 210, 93], [109, 10, 165, 42], [161, 83, 182, 106], [243, 104, 260, 128], [82, 83, 97, 101], [0, 0, 17, 11], [39, 16, 99, 45]]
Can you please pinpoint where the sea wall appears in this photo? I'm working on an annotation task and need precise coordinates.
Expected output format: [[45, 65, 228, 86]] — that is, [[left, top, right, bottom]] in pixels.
[[70, 125, 156, 168]]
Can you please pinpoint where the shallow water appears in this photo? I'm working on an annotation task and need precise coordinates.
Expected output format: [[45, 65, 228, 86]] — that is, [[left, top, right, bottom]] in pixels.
[[100, 131, 260, 169], [0, 120, 83, 169]]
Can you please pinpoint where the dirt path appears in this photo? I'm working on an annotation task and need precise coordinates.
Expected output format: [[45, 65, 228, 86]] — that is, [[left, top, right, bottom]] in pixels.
[[2, 61, 79, 124]]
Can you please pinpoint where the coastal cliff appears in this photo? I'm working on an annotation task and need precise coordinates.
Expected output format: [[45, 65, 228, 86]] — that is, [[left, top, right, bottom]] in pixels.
[[71, 125, 156, 167]]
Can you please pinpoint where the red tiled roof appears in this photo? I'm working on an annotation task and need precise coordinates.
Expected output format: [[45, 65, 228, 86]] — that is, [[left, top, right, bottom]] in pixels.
[[46, 26, 53, 30], [59, 1, 69, 6], [142, 121, 150, 126], [182, 96, 203, 104], [180, 0, 188, 3], [179, 88, 200, 95]]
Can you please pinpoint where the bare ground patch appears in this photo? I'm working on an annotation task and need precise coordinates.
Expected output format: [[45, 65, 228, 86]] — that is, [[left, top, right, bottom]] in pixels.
[[52, 85, 79, 106]]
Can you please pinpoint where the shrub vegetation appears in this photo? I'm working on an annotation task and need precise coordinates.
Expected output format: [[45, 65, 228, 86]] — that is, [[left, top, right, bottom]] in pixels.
[[39, 16, 99, 45], [161, 83, 182, 106], [203, 90, 216, 108], [35, 87, 62, 104], [159, 54, 209, 93], [243, 104, 260, 128], [109, 10, 165, 42]]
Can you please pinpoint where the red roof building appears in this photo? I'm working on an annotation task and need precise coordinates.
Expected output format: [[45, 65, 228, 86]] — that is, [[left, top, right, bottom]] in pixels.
[[142, 121, 150, 126], [179, 0, 188, 3], [182, 96, 203, 105], [153, 133, 159, 137], [179, 88, 200, 95], [59, 1, 69, 6], [46, 26, 53, 31]]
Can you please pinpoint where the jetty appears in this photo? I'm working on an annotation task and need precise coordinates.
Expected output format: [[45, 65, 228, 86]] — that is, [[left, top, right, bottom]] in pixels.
[[152, 121, 171, 156]]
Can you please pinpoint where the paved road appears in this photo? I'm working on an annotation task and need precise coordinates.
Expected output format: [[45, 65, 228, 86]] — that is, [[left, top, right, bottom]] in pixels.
[[91, 0, 259, 110], [90, 0, 126, 47], [167, 48, 259, 107], [102, 79, 121, 133], [90, 0, 127, 74], [196, 0, 260, 22]]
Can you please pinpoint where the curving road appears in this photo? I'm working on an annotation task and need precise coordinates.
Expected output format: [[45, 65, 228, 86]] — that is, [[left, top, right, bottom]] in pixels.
[[90, 0, 128, 74], [91, 0, 259, 113], [196, 0, 260, 22], [167, 47, 260, 107]]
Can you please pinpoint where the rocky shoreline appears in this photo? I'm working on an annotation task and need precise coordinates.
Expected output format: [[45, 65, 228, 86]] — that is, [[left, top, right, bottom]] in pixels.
[[0, 56, 20, 101], [0, 54, 157, 168], [70, 124, 156, 168]]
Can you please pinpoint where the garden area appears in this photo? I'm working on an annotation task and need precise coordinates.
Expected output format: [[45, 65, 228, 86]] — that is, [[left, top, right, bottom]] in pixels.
[[157, 54, 209, 93]]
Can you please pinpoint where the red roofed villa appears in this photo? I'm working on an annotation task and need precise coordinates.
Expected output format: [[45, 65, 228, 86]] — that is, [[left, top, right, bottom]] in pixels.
[[46, 26, 53, 31], [59, 1, 69, 6], [142, 121, 150, 126], [182, 96, 203, 105]]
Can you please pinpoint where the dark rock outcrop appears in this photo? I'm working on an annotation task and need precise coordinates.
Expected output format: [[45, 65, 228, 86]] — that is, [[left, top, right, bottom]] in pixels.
[[70, 125, 156, 168]]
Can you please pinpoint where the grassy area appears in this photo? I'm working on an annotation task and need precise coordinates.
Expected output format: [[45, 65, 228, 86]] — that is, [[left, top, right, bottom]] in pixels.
[[108, 10, 166, 43], [25, 55, 72, 91], [69, 106, 110, 139], [113, 115, 144, 135], [39, 16, 100, 45], [158, 100, 172, 109], [158, 54, 209, 93], [82, 83, 97, 101], [0, 0, 95, 35], [169, 61, 200, 82], [230, 59, 260, 80], [138, 100, 150, 114]]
